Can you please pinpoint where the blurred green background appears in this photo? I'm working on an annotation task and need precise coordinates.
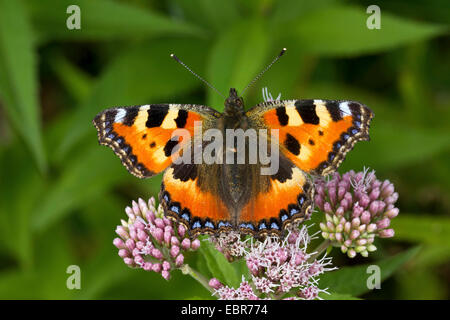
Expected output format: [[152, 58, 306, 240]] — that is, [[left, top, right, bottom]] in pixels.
[[0, 0, 449, 299]]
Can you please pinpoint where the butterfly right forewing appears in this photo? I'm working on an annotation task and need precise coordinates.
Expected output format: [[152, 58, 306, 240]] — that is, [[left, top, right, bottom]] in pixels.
[[246, 99, 374, 176]]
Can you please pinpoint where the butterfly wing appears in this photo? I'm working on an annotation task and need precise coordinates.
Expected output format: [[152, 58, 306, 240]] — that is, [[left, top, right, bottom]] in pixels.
[[93, 104, 220, 178], [237, 155, 314, 236], [160, 161, 232, 236], [232, 99, 373, 236], [246, 99, 374, 176]]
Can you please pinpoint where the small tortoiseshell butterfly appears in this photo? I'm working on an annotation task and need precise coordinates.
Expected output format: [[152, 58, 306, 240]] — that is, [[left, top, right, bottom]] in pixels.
[[93, 51, 373, 238]]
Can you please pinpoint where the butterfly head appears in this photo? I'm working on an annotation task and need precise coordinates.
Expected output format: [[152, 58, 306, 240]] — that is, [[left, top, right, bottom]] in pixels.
[[224, 88, 244, 115]]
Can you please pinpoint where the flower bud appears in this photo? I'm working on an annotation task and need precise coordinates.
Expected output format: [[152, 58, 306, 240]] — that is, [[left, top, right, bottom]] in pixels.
[[125, 239, 135, 251], [154, 218, 165, 229], [350, 230, 360, 240], [118, 249, 129, 258], [113, 238, 125, 249], [209, 278, 223, 289], [347, 249, 357, 258], [171, 236, 180, 246], [161, 270, 170, 280], [191, 239, 201, 250], [151, 248, 163, 259], [385, 208, 399, 219], [377, 218, 391, 229], [115, 226, 129, 239], [175, 254, 184, 267], [143, 262, 153, 271], [152, 263, 162, 273], [170, 245, 180, 258], [360, 211, 371, 224], [379, 228, 395, 238]]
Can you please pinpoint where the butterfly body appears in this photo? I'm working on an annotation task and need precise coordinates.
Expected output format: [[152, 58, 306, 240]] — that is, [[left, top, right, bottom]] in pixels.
[[93, 88, 373, 237]]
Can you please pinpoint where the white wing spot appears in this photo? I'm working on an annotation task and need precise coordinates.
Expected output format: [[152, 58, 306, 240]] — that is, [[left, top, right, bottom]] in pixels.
[[339, 102, 352, 117], [114, 108, 127, 123]]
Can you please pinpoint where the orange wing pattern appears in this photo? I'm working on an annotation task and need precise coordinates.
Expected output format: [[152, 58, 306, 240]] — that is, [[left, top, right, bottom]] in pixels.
[[160, 164, 232, 236], [93, 104, 219, 178], [247, 99, 373, 176], [239, 161, 314, 236]]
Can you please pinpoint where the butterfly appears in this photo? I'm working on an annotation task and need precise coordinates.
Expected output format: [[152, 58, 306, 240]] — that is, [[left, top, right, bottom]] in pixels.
[[93, 86, 373, 238]]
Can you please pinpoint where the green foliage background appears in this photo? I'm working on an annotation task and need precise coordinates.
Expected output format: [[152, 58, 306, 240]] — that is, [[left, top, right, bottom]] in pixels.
[[0, 0, 448, 299]]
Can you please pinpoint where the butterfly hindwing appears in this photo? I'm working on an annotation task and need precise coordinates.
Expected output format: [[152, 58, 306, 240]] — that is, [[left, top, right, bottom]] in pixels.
[[160, 162, 233, 236], [238, 155, 314, 236], [93, 104, 219, 178], [246, 99, 374, 176]]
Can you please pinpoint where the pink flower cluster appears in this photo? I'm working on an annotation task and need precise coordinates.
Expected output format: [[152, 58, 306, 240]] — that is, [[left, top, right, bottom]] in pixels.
[[113, 198, 200, 280], [315, 169, 399, 258], [209, 225, 334, 300]]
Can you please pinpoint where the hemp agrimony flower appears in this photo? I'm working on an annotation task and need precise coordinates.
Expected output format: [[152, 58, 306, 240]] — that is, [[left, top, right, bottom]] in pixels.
[[113, 198, 200, 280], [209, 225, 335, 300], [315, 169, 399, 258]]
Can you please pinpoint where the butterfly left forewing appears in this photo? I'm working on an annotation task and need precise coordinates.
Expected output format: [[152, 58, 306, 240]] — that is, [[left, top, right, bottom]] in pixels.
[[93, 103, 219, 178]]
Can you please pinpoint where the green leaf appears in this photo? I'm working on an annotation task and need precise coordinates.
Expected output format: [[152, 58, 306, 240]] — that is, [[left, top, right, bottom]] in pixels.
[[397, 44, 435, 126], [279, 5, 446, 57], [67, 195, 137, 299], [397, 267, 446, 299], [343, 122, 450, 171], [0, 271, 39, 299], [27, 0, 205, 42], [32, 144, 130, 232], [56, 38, 208, 160], [48, 52, 93, 103], [0, 227, 75, 299], [198, 240, 241, 288], [320, 292, 361, 300], [319, 246, 420, 296], [206, 19, 270, 109], [171, 0, 240, 32], [74, 250, 132, 300], [391, 215, 450, 246], [0, 0, 46, 173], [33, 228, 75, 299], [0, 142, 44, 269], [249, 51, 316, 108], [413, 245, 450, 269], [328, 123, 447, 173], [270, 0, 337, 26]]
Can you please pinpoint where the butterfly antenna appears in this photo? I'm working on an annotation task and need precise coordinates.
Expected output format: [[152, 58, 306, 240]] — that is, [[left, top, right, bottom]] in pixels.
[[170, 53, 225, 98], [241, 48, 287, 96]]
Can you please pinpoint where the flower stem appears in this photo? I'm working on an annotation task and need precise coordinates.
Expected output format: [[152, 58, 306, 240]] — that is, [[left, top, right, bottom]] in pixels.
[[181, 264, 214, 294], [309, 240, 332, 262]]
